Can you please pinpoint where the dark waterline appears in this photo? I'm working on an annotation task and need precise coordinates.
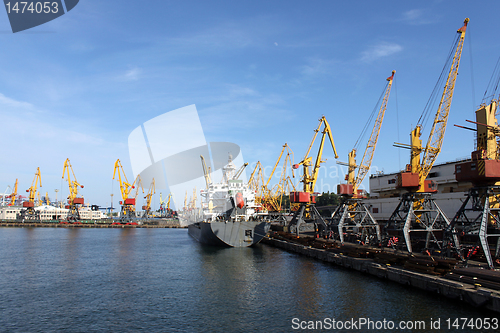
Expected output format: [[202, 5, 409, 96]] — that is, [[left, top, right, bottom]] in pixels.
[[0, 228, 495, 332]]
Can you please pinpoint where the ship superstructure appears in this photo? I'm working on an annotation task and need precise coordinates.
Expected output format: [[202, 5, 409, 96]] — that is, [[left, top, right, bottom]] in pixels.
[[186, 154, 269, 247]]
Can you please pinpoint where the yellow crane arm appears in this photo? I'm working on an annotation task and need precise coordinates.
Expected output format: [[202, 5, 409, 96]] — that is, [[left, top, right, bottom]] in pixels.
[[420, 18, 468, 183], [112, 159, 135, 200], [10, 179, 18, 206], [311, 117, 338, 192], [353, 70, 395, 194], [134, 175, 144, 200], [62, 158, 84, 203], [144, 179, 155, 209], [265, 144, 288, 187], [297, 116, 338, 193], [184, 191, 188, 210], [233, 163, 249, 180], [200, 155, 212, 188], [248, 161, 262, 186], [27, 167, 42, 203]]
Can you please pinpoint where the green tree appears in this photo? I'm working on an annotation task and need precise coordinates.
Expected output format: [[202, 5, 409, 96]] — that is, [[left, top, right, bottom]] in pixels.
[[315, 191, 339, 206]]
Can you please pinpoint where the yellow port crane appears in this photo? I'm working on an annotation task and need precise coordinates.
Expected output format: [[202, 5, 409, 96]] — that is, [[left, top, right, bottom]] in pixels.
[[8, 179, 18, 206], [332, 70, 395, 244], [288, 116, 338, 236], [20, 167, 42, 221], [248, 161, 265, 208], [36, 192, 42, 206], [159, 192, 173, 217], [166, 193, 172, 211], [342, 70, 395, 198], [62, 158, 85, 221], [200, 155, 212, 189], [396, 18, 469, 193], [261, 143, 296, 212], [447, 55, 500, 269], [134, 174, 144, 202], [386, 18, 469, 254], [112, 159, 138, 223], [294, 116, 338, 195], [142, 178, 155, 218]]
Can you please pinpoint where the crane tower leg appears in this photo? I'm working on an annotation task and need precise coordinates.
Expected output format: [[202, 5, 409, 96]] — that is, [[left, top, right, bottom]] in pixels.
[[330, 198, 381, 245], [384, 193, 452, 254], [445, 186, 500, 269]]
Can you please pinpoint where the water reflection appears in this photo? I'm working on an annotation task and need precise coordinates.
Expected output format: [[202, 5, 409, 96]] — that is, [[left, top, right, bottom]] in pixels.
[[0, 228, 494, 332]]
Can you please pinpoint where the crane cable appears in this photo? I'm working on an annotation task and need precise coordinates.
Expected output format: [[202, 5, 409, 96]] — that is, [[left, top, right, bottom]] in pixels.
[[417, 33, 461, 132], [395, 75, 401, 170], [481, 55, 500, 106], [467, 26, 476, 110], [353, 79, 390, 150]]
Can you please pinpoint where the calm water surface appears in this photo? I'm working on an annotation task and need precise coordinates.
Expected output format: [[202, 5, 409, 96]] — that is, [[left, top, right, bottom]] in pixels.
[[0, 228, 496, 332]]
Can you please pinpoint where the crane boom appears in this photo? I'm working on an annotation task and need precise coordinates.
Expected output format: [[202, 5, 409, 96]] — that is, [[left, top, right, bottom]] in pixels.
[[143, 178, 155, 212], [295, 116, 338, 194], [288, 116, 337, 236], [62, 158, 84, 205], [233, 163, 248, 180], [418, 18, 468, 188], [200, 155, 212, 188], [9, 179, 18, 206], [248, 161, 263, 188], [27, 167, 42, 203], [134, 175, 144, 200], [265, 144, 291, 187], [113, 159, 136, 201], [353, 70, 395, 195]]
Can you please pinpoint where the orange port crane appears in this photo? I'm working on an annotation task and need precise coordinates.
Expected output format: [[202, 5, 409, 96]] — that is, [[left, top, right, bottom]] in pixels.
[[62, 158, 85, 221], [288, 116, 338, 236], [112, 159, 138, 222], [20, 167, 42, 220], [332, 70, 395, 244], [386, 18, 468, 254]]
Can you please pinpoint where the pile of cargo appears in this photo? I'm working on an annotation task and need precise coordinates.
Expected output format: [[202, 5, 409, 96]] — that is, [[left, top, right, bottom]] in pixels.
[[267, 231, 460, 276], [445, 268, 500, 291]]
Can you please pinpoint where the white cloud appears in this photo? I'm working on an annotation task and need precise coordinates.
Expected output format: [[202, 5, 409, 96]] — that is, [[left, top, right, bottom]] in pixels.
[[361, 42, 403, 62], [404, 9, 423, 21], [0, 93, 34, 110], [401, 9, 434, 25], [118, 67, 142, 82], [300, 58, 339, 77]]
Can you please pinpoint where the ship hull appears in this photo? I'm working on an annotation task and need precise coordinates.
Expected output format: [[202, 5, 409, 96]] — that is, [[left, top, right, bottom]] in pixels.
[[188, 220, 269, 247]]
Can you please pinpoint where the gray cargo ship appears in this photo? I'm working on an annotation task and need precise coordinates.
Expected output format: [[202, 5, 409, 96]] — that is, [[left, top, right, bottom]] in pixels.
[[183, 155, 270, 247]]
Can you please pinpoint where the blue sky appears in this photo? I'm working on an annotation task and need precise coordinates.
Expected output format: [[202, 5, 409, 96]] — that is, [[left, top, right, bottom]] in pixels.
[[0, 0, 499, 210]]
